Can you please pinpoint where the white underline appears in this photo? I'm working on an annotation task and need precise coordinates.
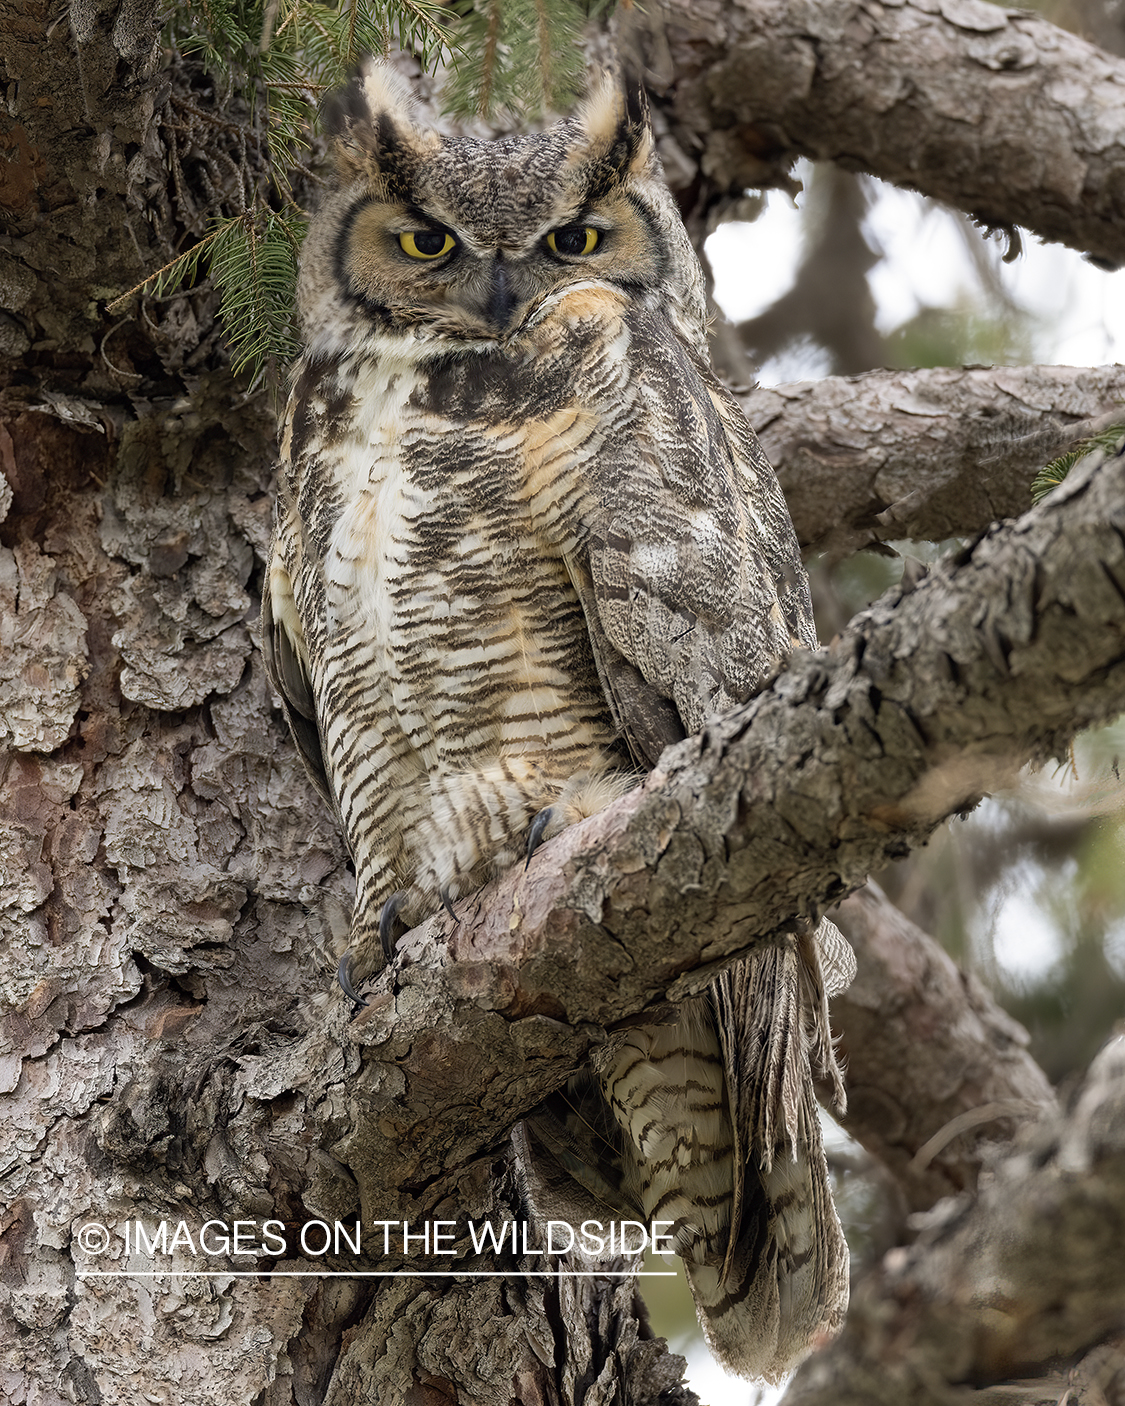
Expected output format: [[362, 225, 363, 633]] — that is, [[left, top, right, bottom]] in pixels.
[[78, 1270, 677, 1279]]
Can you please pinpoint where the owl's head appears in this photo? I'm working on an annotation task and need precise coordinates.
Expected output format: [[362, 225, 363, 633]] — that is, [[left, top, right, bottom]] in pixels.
[[297, 62, 707, 360]]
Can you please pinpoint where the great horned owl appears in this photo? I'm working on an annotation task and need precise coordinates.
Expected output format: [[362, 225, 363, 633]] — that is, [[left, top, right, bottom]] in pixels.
[[263, 62, 852, 1382]]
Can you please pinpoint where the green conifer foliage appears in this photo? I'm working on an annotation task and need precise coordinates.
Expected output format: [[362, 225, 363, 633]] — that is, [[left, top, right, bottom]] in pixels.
[[111, 0, 611, 382]]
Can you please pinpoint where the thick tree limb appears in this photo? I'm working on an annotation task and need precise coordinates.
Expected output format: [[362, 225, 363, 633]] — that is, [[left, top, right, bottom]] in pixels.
[[783, 1034, 1125, 1404], [742, 365, 1125, 555], [831, 883, 1055, 1211], [652, 0, 1125, 268], [322, 446, 1125, 1221]]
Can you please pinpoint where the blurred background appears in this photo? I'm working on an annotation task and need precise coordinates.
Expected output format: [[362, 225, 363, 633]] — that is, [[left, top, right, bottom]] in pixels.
[[703, 160, 1125, 1088], [649, 11, 1125, 1390]]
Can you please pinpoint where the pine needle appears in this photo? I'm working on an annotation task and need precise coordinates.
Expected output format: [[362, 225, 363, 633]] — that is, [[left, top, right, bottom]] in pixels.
[[1031, 423, 1125, 504], [105, 230, 222, 313], [115, 0, 616, 376]]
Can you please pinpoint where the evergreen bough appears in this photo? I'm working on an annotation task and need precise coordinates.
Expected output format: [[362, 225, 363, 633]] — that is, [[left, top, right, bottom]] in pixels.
[[111, 0, 612, 383]]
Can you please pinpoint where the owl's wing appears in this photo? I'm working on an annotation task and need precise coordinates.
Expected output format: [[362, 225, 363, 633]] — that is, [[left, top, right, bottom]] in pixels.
[[261, 554, 335, 810], [572, 310, 815, 763], [563, 311, 851, 1377], [562, 552, 686, 769]]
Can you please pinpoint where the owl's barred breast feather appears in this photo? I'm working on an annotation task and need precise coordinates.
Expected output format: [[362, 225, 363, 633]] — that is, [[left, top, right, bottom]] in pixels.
[[263, 58, 852, 1383]]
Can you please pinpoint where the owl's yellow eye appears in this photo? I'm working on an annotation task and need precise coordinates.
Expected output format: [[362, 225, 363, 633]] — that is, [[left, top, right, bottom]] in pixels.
[[399, 230, 456, 260], [547, 225, 600, 257]]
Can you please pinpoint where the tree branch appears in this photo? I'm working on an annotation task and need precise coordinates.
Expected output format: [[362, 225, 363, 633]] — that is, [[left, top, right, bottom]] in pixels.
[[831, 882, 1055, 1211], [651, 0, 1125, 267], [742, 365, 1125, 555], [783, 1034, 1125, 1404]]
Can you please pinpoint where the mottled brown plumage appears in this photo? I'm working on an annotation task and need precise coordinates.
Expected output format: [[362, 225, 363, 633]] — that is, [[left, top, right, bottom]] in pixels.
[[263, 61, 852, 1382]]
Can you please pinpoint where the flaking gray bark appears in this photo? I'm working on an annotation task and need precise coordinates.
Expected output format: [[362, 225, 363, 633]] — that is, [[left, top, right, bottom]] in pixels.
[[650, 0, 1125, 269], [743, 365, 1125, 556]]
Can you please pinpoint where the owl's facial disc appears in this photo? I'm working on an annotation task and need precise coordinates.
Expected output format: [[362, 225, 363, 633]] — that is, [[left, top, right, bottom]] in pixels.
[[339, 185, 660, 341]]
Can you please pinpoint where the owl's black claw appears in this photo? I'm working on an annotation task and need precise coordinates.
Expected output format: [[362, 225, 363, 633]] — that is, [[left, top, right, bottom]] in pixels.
[[338, 953, 366, 1006], [379, 890, 408, 960], [440, 885, 458, 922], [526, 807, 554, 868]]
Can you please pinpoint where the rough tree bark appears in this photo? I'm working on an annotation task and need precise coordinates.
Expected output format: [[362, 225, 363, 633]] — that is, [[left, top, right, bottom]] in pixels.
[[744, 365, 1125, 557], [2, 2, 1125, 1405], [653, 0, 1125, 267]]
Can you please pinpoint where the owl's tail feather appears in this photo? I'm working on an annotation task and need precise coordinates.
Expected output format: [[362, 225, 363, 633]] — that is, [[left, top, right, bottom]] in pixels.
[[699, 926, 851, 1380], [802, 917, 854, 1112], [684, 1066, 847, 1383], [524, 923, 852, 1384]]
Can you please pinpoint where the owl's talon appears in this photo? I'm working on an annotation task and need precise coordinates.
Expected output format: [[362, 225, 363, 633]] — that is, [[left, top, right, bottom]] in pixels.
[[379, 890, 408, 960], [440, 885, 458, 922], [338, 953, 367, 1006], [526, 807, 554, 868]]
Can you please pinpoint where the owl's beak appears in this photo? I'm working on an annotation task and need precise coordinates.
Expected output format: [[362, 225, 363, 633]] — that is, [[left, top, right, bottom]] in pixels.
[[482, 255, 522, 335]]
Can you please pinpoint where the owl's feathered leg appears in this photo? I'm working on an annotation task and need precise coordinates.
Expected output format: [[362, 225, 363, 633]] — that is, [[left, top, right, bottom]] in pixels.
[[337, 763, 636, 999], [409, 762, 636, 902], [367, 762, 637, 936]]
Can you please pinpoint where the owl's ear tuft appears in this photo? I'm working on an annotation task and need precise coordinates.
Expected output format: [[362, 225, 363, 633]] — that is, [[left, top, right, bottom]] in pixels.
[[573, 71, 654, 188], [323, 61, 436, 189]]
